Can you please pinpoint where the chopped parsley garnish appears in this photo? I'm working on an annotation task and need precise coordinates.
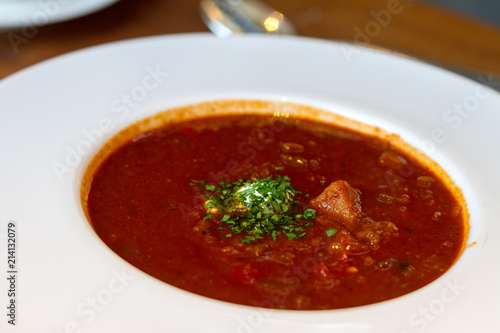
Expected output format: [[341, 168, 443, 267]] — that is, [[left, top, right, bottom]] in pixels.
[[326, 229, 338, 237], [191, 175, 315, 242], [205, 184, 216, 191]]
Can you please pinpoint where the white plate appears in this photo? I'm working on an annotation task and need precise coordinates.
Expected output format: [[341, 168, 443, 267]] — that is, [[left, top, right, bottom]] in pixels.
[[0, 0, 119, 30], [1, 33, 499, 333]]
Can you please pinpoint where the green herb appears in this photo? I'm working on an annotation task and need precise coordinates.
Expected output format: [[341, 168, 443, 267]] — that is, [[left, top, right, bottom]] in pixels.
[[326, 229, 338, 237], [274, 166, 284, 171], [304, 209, 316, 220], [205, 184, 216, 191], [191, 175, 315, 243], [319, 180, 326, 185]]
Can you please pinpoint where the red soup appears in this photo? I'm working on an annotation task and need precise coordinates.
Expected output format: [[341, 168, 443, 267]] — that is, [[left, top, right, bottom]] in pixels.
[[82, 101, 468, 310]]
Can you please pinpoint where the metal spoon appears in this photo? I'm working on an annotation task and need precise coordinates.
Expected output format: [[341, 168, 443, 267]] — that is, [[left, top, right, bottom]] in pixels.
[[199, 0, 296, 37]]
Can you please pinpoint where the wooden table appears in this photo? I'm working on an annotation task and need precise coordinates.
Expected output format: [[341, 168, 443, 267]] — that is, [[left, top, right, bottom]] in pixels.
[[1, 0, 500, 84]]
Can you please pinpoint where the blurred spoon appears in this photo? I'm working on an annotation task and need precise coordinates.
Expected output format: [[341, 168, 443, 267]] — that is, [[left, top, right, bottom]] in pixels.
[[199, 0, 296, 37]]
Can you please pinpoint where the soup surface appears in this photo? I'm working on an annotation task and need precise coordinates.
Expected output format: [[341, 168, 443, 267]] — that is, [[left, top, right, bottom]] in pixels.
[[83, 102, 467, 310]]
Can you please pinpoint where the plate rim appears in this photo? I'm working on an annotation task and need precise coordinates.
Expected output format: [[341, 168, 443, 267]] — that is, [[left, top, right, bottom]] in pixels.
[[1, 33, 499, 333]]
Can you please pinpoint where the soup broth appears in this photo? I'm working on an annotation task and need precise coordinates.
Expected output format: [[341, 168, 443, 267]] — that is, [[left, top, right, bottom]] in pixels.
[[82, 100, 467, 310]]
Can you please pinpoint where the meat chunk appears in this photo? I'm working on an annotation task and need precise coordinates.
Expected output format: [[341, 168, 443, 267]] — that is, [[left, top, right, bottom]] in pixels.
[[310, 180, 362, 228]]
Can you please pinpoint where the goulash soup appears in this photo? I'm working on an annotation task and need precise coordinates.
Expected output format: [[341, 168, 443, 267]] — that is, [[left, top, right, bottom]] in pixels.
[[81, 100, 468, 310]]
